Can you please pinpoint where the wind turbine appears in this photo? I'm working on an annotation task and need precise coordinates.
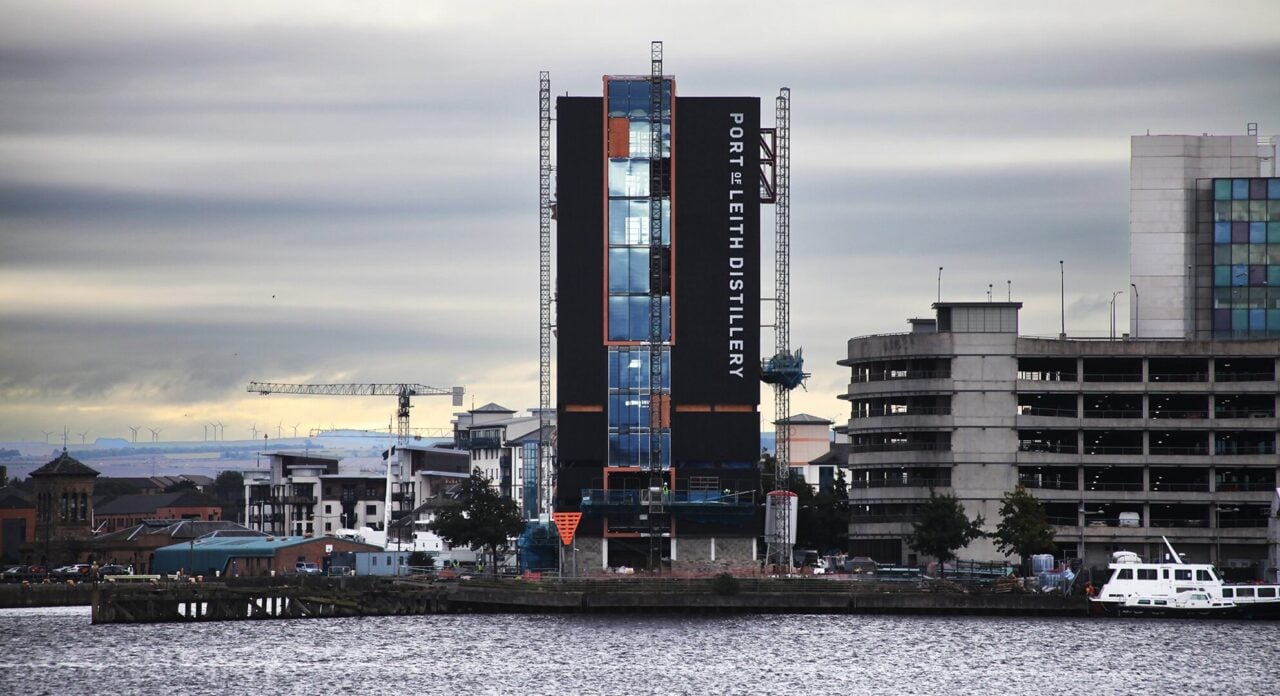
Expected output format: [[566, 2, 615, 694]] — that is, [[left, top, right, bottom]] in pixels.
[[291, 423, 300, 437], [148, 427, 161, 443], [41, 430, 53, 444], [215, 421, 225, 441], [77, 430, 88, 444], [276, 421, 283, 438], [203, 424, 210, 441], [248, 423, 258, 440], [128, 426, 140, 443]]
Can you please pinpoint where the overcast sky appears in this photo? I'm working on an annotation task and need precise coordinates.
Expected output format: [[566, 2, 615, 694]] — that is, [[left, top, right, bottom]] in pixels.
[[2, 1, 1278, 444]]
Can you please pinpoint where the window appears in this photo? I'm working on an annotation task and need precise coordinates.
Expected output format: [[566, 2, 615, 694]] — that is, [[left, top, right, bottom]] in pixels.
[[1116, 569, 1133, 580], [365, 504, 377, 515], [1236, 587, 1255, 598], [1258, 588, 1276, 598], [1137, 568, 1157, 581], [372, 556, 378, 566], [324, 505, 331, 514], [1196, 570, 1214, 582], [324, 523, 332, 532], [1174, 569, 1191, 581], [1222, 588, 1234, 598]]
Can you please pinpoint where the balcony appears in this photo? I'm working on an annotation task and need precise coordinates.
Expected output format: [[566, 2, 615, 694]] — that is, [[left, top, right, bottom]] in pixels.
[[467, 437, 502, 450]]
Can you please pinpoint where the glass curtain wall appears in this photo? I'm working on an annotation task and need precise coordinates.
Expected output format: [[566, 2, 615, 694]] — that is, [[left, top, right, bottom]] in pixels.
[[605, 77, 672, 468], [1211, 178, 1280, 337]]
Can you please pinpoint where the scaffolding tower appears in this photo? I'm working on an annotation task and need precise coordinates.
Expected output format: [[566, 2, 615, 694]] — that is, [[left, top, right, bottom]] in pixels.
[[538, 70, 554, 520]]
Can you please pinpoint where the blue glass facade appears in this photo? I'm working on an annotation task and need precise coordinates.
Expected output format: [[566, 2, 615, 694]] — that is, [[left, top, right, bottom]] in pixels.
[[605, 76, 673, 468], [1210, 177, 1280, 337]]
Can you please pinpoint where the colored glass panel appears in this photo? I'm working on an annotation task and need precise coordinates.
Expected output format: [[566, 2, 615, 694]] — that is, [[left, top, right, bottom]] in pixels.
[[1214, 179, 1232, 200], [1231, 245, 1247, 264], [1213, 308, 1231, 331], [1231, 265, 1248, 286], [1249, 309, 1265, 331], [1233, 179, 1249, 199], [1249, 265, 1266, 286], [1232, 308, 1248, 329], [1250, 179, 1267, 200], [1231, 222, 1248, 243], [1249, 201, 1266, 220], [1214, 201, 1231, 221], [1214, 265, 1230, 286], [1270, 222, 1280, 243], [1214, 221, 1230, 243], [1270, 309, 1280, 331], [1269, 266, 1280, 286], [1231, 201, 1248, 221], [1269, 201, 1280, 222], [1270, 178, 1280, 200], [1249, 222, 1266, 243], [1213, 245, 1230, 264]]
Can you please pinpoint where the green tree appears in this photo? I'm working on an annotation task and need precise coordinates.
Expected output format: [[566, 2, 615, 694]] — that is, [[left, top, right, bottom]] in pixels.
[[164, 479, 198, 493], [909, 489, 985, 576], [992, 485, 1057, 572], [213, 470, 245, 524], [428, 469, 524, 573]]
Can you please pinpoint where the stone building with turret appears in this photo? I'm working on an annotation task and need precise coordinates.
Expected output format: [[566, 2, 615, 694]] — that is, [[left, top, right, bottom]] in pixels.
[[31, 450, 100, 564]]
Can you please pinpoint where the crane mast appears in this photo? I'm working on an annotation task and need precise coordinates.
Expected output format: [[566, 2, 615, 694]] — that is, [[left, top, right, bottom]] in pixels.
[[539, 70, 554, 519], [646, 41, 670, 570], [761, 87, 807, 573], [246, 382, 464, 443]]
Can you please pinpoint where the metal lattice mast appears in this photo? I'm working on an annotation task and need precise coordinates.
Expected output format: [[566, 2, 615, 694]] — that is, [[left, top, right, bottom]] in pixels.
[[539, 70, 553, 519], [646, 41, 667, 570], [771, 87, 793, 572], [647, 40, 665, 474]]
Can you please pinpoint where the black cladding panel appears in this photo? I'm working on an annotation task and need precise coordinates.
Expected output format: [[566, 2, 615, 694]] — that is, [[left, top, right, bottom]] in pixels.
[[671, 98, 761, 407]]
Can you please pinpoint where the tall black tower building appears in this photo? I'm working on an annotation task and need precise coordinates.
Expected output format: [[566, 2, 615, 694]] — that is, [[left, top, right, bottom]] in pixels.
[[554, 61, 763, 572]]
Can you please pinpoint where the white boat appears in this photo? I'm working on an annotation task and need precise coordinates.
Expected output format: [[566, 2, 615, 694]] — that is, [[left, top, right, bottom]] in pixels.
[[1090, 537, 1280, 619]]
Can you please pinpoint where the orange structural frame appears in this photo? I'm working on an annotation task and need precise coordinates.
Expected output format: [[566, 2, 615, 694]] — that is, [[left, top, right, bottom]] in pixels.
[[552, 512, 583, 546]]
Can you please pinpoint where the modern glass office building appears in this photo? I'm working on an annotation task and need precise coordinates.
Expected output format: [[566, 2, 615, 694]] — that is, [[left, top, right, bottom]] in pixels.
[[555, 68, 763, 572], [1204, 177, 1280, 337]]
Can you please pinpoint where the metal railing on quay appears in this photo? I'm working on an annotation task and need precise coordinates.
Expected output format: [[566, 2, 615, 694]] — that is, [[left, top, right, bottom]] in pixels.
[[1149, 411, 1209, 419]]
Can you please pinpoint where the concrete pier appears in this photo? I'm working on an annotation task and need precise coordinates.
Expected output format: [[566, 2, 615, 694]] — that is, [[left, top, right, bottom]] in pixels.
[[83, 576, 1088, 624]]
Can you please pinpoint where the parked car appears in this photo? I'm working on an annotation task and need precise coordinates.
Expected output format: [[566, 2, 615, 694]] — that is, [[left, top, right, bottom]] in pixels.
[[98, 564, 131, 576], [294, 562, 322, 576]]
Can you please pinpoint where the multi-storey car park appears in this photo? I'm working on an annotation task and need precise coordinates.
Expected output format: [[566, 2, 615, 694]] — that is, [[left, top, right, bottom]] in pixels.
[[839, 301, 1278, 577]]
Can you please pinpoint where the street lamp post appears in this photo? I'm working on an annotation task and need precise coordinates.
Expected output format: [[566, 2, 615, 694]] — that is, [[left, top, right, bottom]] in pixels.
[[1110, 291, 1124, 340], [1130, 283, 1139, 338]]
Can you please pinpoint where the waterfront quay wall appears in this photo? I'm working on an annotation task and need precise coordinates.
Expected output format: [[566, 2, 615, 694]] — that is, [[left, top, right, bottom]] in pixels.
[[0, 582, 95, 609], [85, 576, 1087, 624]]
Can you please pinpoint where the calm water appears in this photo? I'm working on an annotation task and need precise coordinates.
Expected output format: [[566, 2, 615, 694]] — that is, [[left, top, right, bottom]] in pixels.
[[2, 606, 1278, 695]]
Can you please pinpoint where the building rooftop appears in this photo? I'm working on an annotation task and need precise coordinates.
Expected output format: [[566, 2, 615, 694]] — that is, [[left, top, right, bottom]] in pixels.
[[95, 490, 218, 515], [776, 413, 833, 426], [30, 450, 99, 478], [470, 402, 515, 414]]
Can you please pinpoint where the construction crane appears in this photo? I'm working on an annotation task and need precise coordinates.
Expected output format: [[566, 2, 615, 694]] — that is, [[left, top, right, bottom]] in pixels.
[[538, 69, 554, 521], [246, 382, 464, 442], [760, 87, 809, 573], [646, 40, 670, 571]]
